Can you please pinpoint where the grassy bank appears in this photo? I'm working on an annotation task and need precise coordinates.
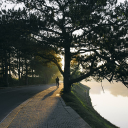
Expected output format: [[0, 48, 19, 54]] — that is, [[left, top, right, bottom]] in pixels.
[[60, 83, 119, 128]]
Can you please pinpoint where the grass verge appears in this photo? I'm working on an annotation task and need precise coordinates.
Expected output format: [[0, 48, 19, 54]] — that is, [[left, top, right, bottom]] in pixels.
[[60, 82, 119, 128]]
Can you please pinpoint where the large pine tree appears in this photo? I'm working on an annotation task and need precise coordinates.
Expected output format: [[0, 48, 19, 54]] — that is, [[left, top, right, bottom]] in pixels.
[[7, 0, 128, 92]]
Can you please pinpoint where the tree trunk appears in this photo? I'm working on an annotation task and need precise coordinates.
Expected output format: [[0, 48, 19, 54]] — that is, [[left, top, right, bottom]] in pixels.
[[8, 51, 11, 75], [5, 51, 8, 87], [32, 68, 34, 78], [2, 58, 4, 83], [63, 46, 71, 93], [18, 51, 20, 84], [25, 57, 28, 85], [16, 50, 20, 82], [21, 64, 23, 79]]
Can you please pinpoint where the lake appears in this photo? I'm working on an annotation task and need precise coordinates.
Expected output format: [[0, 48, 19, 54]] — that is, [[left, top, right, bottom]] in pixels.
[[81, 80, 128, 128]]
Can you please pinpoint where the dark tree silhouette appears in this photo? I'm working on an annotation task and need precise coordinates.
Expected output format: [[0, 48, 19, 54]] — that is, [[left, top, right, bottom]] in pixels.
[[0, 8, 61, 86], [6, 0, 128, 92]]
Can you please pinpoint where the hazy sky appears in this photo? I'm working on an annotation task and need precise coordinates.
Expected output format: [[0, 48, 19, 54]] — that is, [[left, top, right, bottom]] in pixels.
[[1, 0, 127, 9], [118, 0, 126, 3]]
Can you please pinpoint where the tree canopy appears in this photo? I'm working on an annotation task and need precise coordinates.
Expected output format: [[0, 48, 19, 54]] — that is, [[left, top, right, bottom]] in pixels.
[[0, 8, 61, 86], [4, 0, 128, 92]]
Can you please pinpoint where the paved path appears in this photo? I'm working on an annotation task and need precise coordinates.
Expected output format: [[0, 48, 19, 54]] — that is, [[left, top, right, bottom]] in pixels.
[[0, 83, 91, 128], [0, 84, 54, 122]]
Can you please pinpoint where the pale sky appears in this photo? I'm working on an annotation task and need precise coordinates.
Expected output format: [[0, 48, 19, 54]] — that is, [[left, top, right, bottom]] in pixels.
[[0, 0, 127, 10], [118, 0, 126, 3]]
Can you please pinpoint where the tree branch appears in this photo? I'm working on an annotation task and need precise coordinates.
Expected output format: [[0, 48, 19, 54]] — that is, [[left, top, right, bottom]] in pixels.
[[36, 53, 64, 76], [70, 63, 107, 84]]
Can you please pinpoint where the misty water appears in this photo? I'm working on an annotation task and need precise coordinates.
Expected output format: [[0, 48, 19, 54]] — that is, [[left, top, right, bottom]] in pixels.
[[81, 80, 128, 128]]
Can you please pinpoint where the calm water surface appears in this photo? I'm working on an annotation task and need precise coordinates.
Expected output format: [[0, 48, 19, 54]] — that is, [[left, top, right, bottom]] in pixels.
[[82, 80, 128, 128]]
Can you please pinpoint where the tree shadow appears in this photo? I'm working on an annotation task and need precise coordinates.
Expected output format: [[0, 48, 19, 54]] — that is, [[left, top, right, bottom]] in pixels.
[[42, 88, 57, 100]]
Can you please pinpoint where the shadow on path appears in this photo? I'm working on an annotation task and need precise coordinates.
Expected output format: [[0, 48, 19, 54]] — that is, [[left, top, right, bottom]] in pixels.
[[0, 84, 91, 128], [42, 88, 57, 100]]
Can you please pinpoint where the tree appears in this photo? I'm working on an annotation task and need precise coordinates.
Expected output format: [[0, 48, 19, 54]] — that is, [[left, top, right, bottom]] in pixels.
[[30, 48, 62, 84], [0, 8, 61, 86], [9, 0, 128, 92], [0, 8, 34, 86]]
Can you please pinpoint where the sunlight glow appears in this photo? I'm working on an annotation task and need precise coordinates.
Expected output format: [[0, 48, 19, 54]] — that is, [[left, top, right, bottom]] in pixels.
[[61, 55, 64, 70]]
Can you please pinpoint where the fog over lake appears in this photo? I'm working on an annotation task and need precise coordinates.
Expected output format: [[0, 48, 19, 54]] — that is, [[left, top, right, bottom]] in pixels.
[[82, 80, 128, 128]]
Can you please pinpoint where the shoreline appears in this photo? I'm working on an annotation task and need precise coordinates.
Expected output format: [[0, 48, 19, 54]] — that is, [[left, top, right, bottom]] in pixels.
[[80, 82, 119, 128], [61, 82, 119, 128]]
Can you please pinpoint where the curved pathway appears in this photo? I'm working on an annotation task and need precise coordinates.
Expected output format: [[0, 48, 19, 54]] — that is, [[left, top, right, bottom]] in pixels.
[[0, 83, 91, 128]]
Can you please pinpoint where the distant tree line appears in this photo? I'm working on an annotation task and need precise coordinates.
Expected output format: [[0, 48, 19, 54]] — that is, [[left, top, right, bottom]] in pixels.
[[0, 9, 61, 87]]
